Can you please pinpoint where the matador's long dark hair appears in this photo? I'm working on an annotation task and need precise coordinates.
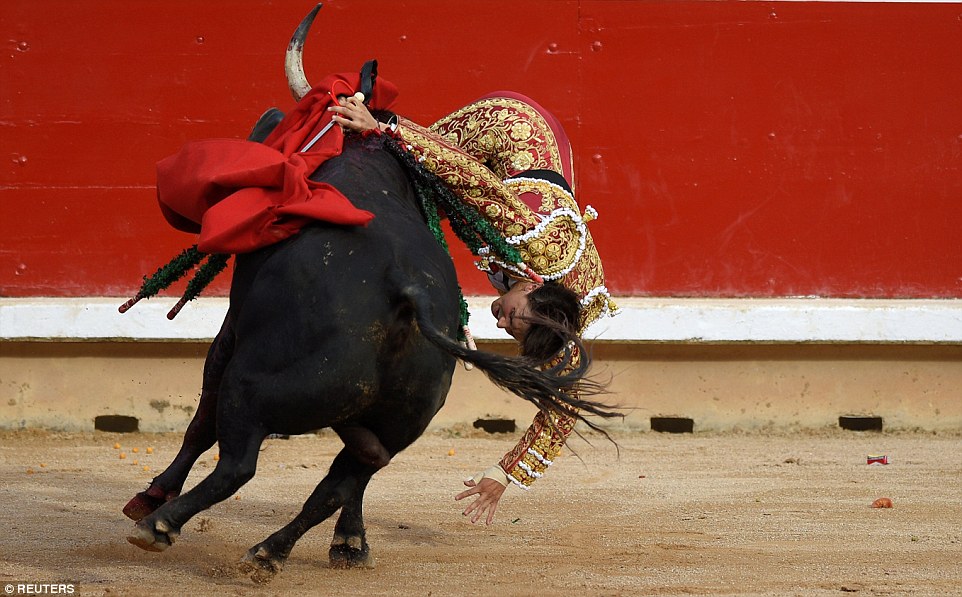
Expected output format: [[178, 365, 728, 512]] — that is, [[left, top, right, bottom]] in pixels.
[[521, 282, 583, 362]]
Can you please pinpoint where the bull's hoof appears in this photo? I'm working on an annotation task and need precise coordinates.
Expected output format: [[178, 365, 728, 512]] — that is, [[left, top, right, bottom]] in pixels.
[[122, 491, 166, 522], [329, 535, 375, 569], [123, 487, 180, 522], [238, 546, 283, 584], [127, 519, 179, 552]]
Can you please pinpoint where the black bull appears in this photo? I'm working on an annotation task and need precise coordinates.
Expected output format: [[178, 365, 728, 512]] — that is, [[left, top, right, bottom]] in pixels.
[[122, 132, 606, 578]]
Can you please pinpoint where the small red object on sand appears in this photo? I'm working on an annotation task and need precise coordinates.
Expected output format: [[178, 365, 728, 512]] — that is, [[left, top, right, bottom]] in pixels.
[[871, 497, 893, 508]]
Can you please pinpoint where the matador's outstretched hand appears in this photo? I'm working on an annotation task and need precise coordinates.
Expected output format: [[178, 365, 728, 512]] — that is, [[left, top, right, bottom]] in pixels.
[[456, 468, 509, 525]]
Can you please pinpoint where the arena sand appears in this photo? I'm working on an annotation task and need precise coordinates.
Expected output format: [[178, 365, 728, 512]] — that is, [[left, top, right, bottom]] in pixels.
[[1, 428, 960, 596]]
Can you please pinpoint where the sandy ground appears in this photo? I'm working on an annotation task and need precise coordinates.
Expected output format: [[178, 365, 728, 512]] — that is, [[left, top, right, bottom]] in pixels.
[[1, 427, 960, 596]]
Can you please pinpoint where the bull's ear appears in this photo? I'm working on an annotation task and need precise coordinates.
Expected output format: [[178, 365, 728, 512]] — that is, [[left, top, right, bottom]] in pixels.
[[247, 108, 285, 143], [359, 59, 378, 105]]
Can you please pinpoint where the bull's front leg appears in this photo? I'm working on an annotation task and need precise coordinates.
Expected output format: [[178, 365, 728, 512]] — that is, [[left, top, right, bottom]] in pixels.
[[238, 451, 378, 582], [122, 315, 235, 521]]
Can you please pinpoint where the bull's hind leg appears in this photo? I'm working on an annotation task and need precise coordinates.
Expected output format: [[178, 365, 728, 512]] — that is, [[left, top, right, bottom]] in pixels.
[[328, 476, 375, 569], [123, 318, 235, 521], [239, 441, 386, 582], [127, 423, 265, 552], [328, 425, 390, 568]]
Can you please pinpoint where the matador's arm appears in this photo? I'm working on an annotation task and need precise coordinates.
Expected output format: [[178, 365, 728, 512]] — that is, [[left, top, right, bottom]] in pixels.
[[496, 345, 582, 489], [394, 117, 542, 236], [394, 118, 587, 282]]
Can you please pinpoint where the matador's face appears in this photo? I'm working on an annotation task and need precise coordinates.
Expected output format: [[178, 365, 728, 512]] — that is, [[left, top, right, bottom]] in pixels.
[[490, 282, 540, 341]]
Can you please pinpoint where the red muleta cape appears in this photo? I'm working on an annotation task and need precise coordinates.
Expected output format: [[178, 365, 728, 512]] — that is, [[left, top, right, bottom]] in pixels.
[[156, 73, 399, 254]]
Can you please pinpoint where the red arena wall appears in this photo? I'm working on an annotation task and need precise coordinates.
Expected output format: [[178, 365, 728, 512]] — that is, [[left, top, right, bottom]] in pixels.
[[2, 1, 960, 299]]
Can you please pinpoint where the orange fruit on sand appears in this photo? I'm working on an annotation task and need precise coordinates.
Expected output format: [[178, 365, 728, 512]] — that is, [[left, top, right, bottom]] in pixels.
[[132, 447, 139, 453], [871, 497, 893, 508], [119, 452, 126, 460], [447, 449, 456, 456], [146, 447, 154, 454], [113, 443, 121, 449]]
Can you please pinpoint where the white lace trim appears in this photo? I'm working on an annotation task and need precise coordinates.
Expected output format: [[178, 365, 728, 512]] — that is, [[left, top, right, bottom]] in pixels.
[[504, 176, 574, 202], [581, 285, 619, 319], [474, 179, 601, 285], [507, 474, 530, 490], [526, 447, 553, 466], [518, 461, 544, 479], [502, 207, 587, 282]]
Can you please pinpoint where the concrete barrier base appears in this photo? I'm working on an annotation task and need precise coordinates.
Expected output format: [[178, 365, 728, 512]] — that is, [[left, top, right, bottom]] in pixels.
[[2, 341, 959, 433]]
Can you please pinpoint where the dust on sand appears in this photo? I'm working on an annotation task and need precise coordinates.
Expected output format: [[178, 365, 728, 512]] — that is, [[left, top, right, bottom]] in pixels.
[[1, 427, 960, 596]]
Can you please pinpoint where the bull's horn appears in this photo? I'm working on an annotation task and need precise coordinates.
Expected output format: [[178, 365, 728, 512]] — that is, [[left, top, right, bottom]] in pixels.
[[285, 4, 322, 102]]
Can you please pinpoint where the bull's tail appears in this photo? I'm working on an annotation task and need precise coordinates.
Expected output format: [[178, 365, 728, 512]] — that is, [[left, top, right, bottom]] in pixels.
[[402, 287, 619, 431]]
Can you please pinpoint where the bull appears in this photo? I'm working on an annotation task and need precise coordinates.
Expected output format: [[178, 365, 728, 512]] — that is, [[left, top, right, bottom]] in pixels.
[[122, 4, 612, 581]]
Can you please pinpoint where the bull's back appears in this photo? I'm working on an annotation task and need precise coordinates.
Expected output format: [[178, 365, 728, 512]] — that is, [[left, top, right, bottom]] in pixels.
[[221, 138, 461, 431]]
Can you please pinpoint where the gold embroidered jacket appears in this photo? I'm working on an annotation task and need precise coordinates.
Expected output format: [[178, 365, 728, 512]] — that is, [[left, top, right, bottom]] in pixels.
[[393, 93, 615, 488]]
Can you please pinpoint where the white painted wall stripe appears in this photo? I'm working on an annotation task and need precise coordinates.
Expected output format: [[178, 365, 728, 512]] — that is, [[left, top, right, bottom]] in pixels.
[[1, 297, 959, 343]]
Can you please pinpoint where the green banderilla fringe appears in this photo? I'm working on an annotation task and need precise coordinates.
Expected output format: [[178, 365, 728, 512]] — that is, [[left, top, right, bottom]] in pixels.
[[119, 245, 205, 313], [137, 245, 204, 299], [417, 187, 471, 341], [182, 253, 230, 304], [119, 246, 230, 316], [166, 253, 231, 319]]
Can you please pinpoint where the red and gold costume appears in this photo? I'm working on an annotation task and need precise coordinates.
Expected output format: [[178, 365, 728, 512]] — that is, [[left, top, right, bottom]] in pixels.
[[394, 93, 617, 489]]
